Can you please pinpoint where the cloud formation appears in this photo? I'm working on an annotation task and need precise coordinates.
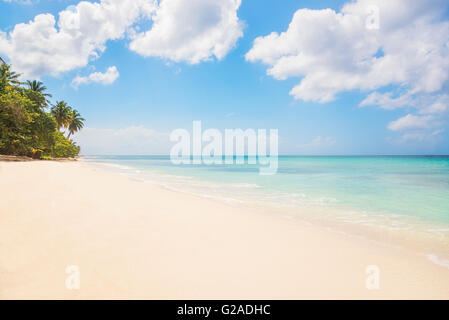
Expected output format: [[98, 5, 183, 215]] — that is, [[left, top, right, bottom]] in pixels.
[[0, 0, 243, 78], [246, 0, 449, 141], [0, 0, 156, 78], [129, 0, 243, 64], [388, 114, 435, 132], [246, 0, 449, 102], [298, 136, 336, 148], [71, 66, 119, 88]]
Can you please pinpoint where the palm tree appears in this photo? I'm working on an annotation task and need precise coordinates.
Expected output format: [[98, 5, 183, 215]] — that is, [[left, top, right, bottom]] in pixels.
[[26, 80, 53, 108], [0, 63, 21, 89], [0, 56, 5, 65], [67, 110, 85, 139], [26, 80, 52, 99], [51, 101, 72, 131]]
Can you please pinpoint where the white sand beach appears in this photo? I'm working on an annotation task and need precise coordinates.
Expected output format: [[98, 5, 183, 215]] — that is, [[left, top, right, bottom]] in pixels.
[[0, 160, 448, 299]]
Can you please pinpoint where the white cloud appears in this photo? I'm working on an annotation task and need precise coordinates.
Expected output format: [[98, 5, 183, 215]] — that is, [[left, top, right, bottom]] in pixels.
[[246, 0, 449, 103], [419, 95, 449, 115], [0, 0, 243, 77], [298, 136, 336, 149], [388, 129, 444, 144], [0, 0, 156, 78], [288, 136, 337, 154], [360, 92, 449, 114], [359, 91, 414, 110], [129, 0, 244, 64], [73, 126, 171, 155], [246, 0, 449, 144], [71, 66, 119, 88], [387, 114, 435, 131]]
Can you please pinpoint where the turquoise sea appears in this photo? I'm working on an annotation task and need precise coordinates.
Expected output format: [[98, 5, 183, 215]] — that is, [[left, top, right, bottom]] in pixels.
[[84, 155, 449, 259]]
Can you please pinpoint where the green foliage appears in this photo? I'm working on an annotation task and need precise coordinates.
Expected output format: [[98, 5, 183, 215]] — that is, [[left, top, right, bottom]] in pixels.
[[0, 64, 84, 159], [24, 80, 52, 110], [0, 86, 35, 156], [0, 64, 21, 92], [51, 131, 80, 158]]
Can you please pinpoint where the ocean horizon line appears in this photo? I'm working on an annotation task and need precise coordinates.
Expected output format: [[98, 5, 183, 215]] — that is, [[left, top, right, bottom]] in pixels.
[[81, 154, 449, 157]]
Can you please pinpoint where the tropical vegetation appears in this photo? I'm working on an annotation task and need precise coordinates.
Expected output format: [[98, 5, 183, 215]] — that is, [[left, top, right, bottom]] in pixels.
[[0, 62, 84, 159]]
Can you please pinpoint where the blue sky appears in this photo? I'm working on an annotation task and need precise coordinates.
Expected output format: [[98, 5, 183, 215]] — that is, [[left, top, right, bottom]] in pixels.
[[1, 0, 448, 155]]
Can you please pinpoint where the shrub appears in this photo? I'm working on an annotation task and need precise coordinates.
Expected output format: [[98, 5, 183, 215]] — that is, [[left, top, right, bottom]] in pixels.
[[50, 132, 80, 158]]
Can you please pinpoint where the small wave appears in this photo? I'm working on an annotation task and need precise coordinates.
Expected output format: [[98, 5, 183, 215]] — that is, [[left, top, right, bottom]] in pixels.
[[92, 162, 133, 170], [427, 254, 449, 269], [228, 183, 261, 189], [158, 183, 245, 204]]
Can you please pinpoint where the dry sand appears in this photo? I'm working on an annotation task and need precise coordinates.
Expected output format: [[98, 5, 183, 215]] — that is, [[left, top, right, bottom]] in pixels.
[[0, 160, 448, 299]]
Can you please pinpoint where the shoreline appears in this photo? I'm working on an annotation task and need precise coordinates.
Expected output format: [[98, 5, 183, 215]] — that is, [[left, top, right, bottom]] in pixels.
[[86, 158, 449, 268], [1, 160, 449, 299], [0, 155, 79, 162]]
